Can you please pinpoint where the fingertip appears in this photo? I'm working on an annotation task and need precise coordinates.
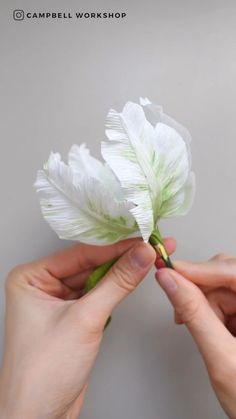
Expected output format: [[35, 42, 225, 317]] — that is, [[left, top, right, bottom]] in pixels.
[[129, 241, 156, 270], [113, 237, 141, 255], [145, 241, 157, 261], [155, 267, 172, 281], [155, 268, 179, 296], [155, 267, 173, 285], [163, 237, 177, 252]]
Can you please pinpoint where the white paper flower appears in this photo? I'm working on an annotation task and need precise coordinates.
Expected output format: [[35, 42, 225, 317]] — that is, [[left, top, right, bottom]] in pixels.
[[35, 98, 195, 245]]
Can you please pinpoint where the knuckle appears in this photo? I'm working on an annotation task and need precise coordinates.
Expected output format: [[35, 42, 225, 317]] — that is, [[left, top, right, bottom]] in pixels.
[[80, 313, 103, 335], [208, 255, 236, 288], [109, 263, 135, 292], [211, 253, 229, 261], [176, 298, 201, 324], [5, 264, 27, 292], [70, 302, 104, 336], [224, 260, 236, 288]]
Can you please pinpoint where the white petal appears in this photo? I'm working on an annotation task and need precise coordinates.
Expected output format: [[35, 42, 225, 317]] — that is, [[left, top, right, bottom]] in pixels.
[[140, 97, 152, 106], [159, 172, 195, 218], [140, 97, 192, 166], [102, 102, 162, 242], [153, 123, 189, 200], [34, 152, 138, 245], [68, 143, 103, 179], [68, 143, 124, 199]]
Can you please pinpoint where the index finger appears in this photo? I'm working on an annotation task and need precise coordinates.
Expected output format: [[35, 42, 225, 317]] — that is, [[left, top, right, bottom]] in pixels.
[[173, 258, 236, 291]]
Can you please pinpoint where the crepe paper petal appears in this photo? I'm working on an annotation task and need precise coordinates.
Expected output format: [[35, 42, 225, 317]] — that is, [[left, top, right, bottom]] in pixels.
[[68, 143, 123, 199], [153, 122, 189, 202], [34, 152, 138, 245], [102, 100, 192, 242], [160, 172, 196, 218], [101, 102, 162, 242], [140, 97, 192, 166]]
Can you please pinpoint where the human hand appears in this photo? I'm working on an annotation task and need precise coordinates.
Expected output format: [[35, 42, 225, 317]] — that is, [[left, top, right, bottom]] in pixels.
[[156, 254, 236, 419], [0, 238, 175, 419]]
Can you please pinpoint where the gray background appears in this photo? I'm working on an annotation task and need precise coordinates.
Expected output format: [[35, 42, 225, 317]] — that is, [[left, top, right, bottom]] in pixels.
[[1, 0, 235, 417]]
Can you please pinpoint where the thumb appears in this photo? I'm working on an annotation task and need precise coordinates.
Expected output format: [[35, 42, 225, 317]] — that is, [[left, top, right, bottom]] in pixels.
[[156, 268, 235, 372], [80, 242, 156, 326]]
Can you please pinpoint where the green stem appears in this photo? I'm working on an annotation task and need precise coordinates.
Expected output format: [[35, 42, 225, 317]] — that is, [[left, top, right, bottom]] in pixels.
[[84, 258, 118, 329], [149, 227, 174, 269], [84, 258, 117, 293]]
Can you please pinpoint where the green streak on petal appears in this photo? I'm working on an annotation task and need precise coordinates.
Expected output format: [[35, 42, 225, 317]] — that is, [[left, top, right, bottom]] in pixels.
[[84, 199, 138, 239], [80, 218, 138, 243], [138, 184, 149, 191], [122, 150, 137, 163], [151, 150, 156, 164]]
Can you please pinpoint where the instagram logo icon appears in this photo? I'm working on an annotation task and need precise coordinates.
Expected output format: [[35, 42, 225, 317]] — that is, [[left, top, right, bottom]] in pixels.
[[13, 10, 24, 21]]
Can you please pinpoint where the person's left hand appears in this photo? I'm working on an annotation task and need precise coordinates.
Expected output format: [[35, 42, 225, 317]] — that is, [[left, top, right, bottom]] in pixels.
[[0, 238, 175, 419]]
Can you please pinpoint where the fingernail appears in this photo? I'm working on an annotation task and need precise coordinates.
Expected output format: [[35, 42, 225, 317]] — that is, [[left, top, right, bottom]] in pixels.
[[157, 270, 178, 295], [129, 244, 154, 269]]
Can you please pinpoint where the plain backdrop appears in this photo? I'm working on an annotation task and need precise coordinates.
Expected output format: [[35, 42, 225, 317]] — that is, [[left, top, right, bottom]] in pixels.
[[1, 0, 235, 418]]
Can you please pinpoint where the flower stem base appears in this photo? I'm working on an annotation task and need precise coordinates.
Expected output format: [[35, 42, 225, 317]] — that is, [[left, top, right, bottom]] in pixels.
[[149, 228, 174, 269]]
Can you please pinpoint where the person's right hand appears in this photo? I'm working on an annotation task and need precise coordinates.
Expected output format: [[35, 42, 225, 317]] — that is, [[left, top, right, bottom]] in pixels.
[[156, 254, 236, 419]]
